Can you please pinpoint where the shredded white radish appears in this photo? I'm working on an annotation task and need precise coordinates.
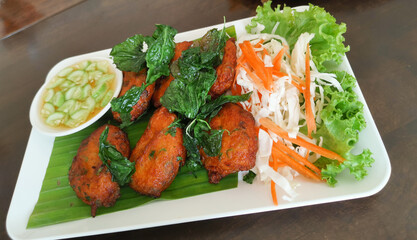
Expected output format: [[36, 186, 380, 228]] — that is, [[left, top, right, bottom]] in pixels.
[[236, 25, 345, 202]]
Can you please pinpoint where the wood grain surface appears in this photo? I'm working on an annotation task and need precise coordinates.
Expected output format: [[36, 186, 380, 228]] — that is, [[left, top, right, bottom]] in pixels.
[[0, 0, 85, 39], [1, 0, 416, 239]]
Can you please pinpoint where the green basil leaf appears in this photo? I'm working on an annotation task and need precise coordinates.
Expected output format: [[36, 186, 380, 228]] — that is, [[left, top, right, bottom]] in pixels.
[[243, 170, 256, 184], [110, 35, 154, 72], [98, 126, 135, 186], [198, 92, 252, 120], [145, 24, 177, 84], [183, 130, 202, 172]]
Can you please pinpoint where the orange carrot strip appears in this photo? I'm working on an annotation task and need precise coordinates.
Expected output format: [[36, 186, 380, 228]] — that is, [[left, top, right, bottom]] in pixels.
[[261, 49, 273, 90], [254, 39, 265, 48], [270, 155, 279, 205], [271, 181, 278, 205], [272, 147, 321, 181], [304, 43, 316, 138], [272, 70, 287, 78], [272, 47, 285, 72], [272, 141, 321, 175], [240, 41, 269, 89], [269, 160, 288, 168], [259, 117, 345, 162], [239, 62, 265, 91], [289, 80, 304, 92], [291, 74, 305, 84]]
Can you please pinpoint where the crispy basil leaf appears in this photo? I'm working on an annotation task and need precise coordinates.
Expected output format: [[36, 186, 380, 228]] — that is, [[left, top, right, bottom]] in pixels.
[[145, 24, 177, 84], [110, 35, 154, 72], [198, 92, 252, 120], [110, 84, 147, 115], [111, 25, 177, 127], [165, 118, 183, 137], [192, 28, 227, 67], [183, 130, 202, 172], [243, 170, 257, 184], [98, 126, 135, 186], [160, 28, 227, 119]]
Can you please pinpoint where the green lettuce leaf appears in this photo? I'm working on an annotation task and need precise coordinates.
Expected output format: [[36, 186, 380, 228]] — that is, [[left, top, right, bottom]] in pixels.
[[246, 1, 349, 72], [313, 71, 374, 185], [315, 150, 374, 187]]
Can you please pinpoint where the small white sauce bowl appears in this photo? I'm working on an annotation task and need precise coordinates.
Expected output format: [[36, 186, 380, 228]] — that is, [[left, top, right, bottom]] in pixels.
[[30, 54, 122, 137]]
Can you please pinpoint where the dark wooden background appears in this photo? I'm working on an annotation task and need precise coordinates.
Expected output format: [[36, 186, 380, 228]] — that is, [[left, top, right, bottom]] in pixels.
[[1, 0, 416, 239]]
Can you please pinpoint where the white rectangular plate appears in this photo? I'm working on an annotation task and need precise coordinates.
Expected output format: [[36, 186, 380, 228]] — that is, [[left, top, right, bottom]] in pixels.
[[7, 10, 391, 240]]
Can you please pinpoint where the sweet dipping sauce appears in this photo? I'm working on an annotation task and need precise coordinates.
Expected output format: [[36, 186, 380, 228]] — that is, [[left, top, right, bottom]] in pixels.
[[41, 60, 116, 129]]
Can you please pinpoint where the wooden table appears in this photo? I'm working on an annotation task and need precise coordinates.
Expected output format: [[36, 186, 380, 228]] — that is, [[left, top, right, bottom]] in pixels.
[[1, 0, 416, 239]]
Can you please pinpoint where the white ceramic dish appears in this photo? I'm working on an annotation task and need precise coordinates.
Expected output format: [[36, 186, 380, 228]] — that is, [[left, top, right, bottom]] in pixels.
[[29, 56, 123, 137], [7, 9, 391, 240]]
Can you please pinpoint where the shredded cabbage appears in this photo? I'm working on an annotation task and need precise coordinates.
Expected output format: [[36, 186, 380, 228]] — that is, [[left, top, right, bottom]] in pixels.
[[246, 2, 350, 72], [236, 2, 374, 200]]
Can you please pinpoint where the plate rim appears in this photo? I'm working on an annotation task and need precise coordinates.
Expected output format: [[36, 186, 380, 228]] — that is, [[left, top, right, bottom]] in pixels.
[[6, 8, 391, 240]]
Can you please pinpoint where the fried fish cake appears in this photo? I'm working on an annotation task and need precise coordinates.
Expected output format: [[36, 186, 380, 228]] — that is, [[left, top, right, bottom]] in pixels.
[[112, 69, 155, 122], [152, 41, 193, 107], [208, 38, 237, 98], [201, 103, 258, 184], [129, 106, 177, 162], [68, 124, 130, 217], [129, 107, 186, 197]]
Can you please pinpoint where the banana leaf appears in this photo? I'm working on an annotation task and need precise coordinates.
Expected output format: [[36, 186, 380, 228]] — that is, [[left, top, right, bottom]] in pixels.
[[27, 25, 238, 228], [27, 110, 237, 228]]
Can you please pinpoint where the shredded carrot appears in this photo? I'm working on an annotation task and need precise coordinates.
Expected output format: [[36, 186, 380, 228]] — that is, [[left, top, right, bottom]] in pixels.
[[289, 79, 304, 92], [272, 141, 321, 176], [238, 62, 265, 91], [291, 74, 305, 85], [240, 41, 270, 90], [304, 43, 316, 138], [254, 39, 265, 48], [259, 117, 345, 162], [272, 47, 286, 72], [272, 147, 321, 181], [268, 160, 288, 169], [270, 155, 279, 205]]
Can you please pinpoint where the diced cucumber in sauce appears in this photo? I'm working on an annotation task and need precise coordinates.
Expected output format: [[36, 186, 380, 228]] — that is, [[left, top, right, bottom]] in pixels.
[[42, 59, 116, 128], [92, 83, 109, 101], [47, 77, 65, 89], [44, 89, 55, 102], [58, 99, 76, 114], [52, 92, 65, 107], [67, 70, 85, 83], [45, 112, 66, 126], [81, 84, 92, 99], [57, 67, 73, 77], [97, 74, 115, 86], [76, 60, 91, 70], [60, 80, 75, 91], [41, 103, 55, 118], [85, 62, 96, 72], [65, 87, 76, 100], [88, 70, 103, 81], [100, 90, 114, 107], [72, 86, 83, 100], [67, 109, 90, 127], [69, 101, 81, 115], [83, 97, 96, 112], [79, 72, 89, 85], [97, 61, 109, 73]]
